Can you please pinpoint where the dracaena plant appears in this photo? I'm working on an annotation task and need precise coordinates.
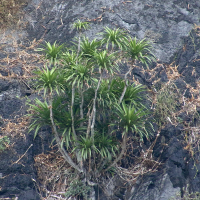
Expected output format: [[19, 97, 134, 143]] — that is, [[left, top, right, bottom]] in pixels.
[[95, 132, 118, 160], [73, 19, 90, 58], [34, 66, 65, 96], [61, 50, 78, 68], [105, 101, 153, 171], [80, 37, 101, 58], [28, 22, 156, 198], [114, 102, 151, 138], [36, 41, 64, 66], [73, 19, 90, 32], [119, 36, 156, 103], [100, 27, 127, 51], [124, 36, 156, 66]]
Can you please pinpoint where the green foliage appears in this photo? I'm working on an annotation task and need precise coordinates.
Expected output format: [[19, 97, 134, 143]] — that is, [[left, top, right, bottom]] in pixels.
[[65, 63, 92, 89], [95, 132, 118, 160], [36, 41, 64, 65], [93, 50, 116, 73], [114, 102, 152, 140], [97, 78, 118, 108], [28, 96, 84, 148], [74, 136, 94, 160], [73, 19, 90, 32], [0, 136, 10, 152], [100, 27, 127, 50], [95, 77, 145, 110], [65, 179, 91, 199], [124, 83, 146, 105], [34, 66, 65, 96], [105, 77, 146, 106], [27, 99, 51, 138], [124, 37, 155, 66], [62, 50, 78, 67], [80, 37, 101, 58], [28, 24, 155, 188]]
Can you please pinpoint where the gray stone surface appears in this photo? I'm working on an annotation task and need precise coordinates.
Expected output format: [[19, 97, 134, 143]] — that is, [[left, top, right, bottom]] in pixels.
[[1, 0, 200, 199], [25, 0, 200, 63], [127, 173, 181, 200]]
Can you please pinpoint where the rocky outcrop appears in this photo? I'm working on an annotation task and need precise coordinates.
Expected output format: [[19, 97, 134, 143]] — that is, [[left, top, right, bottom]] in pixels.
[[25, 0, 200, 63], [1, 0, 200, 199]]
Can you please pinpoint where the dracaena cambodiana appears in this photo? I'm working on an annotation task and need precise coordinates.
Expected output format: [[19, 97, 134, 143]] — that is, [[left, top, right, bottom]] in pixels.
[[28, 23, 156, 193]]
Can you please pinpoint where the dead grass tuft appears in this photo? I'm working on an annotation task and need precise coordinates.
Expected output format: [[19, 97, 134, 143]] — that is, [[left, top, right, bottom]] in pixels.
[[34, 150, 74, 198], [1, 117, 29, 138]]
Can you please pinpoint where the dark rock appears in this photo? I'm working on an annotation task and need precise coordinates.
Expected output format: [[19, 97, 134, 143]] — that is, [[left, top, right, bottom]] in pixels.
[[0, 80, 10, 92], [160, 124, 182, 140], [178, 112, 191, 124], [166, 137, 188, 188], [0, 69, 9, 76], [0, 98, 22, 119], [160, 70, 168, 82], [126, 172, 180, 200], [1, 0, 200, 199], [18, 189, 40, 200], [9, 65, 24, 76], [174, 78, 187, 92]]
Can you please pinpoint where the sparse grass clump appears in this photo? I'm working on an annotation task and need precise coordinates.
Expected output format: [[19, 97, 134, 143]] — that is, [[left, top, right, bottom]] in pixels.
[[170, 187, 200, 200], [65, 179, 91, 199], [0, 136, 10, 152], [154, 83, 180, 127]]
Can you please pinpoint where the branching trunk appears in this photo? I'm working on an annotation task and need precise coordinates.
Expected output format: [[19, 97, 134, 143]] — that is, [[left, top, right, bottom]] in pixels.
[[104, 132, 127, 172], [89, 155, 91, 172], [76, 32, 81, 62], [119, 66, 133, 103], [86, 109, 93, 139], [80, 89, 84, 127], [71, 86, 83, 169], [91, 71, 103, 142], [49, 95, 82, 173], [71, 85, 78, 141], [97, 158, 109, 173]]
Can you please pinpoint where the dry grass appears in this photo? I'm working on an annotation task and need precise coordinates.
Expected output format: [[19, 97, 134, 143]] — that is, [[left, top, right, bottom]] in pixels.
[[0, 0, 28, 29], [0, 30, 45, 85], [34, 150, 73, 198], [1, 117, 29, 138]]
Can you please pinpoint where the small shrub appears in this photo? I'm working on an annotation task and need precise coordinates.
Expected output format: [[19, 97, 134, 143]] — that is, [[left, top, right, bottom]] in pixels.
[[154, 83, 180, 127], [0, 136, 10, 152], [65, 180, 91, 199], [170, 187, 200, 200], [28, 24, 155, 195]]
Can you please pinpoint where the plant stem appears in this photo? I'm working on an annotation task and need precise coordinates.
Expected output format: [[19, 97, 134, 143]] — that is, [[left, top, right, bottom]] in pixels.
[[80, 89, 84, 127], [71, 86, 83, 169], [104, 132, 127, 172], [91, 71, 103, 142], [49, 94, 82, 173], [71, 85, 78, 141], [76, 32, 81, 62], [86, 108, 93, 139], [119, 66, 133, 103], [97, 157, 107, 172]]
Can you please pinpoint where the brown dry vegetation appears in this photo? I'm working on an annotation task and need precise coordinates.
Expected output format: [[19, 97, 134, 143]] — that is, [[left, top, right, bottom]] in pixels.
[[0, 0, 28, 28]]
